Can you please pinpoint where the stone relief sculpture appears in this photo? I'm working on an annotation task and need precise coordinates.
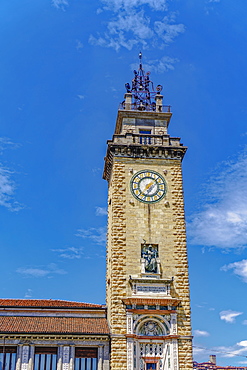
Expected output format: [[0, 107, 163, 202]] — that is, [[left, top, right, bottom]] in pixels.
[[141, 244, 158, 273], [139, 320, 163, 336]]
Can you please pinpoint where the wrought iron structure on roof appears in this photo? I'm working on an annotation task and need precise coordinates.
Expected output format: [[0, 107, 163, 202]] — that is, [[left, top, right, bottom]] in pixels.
[[124, 52, 163, 112]]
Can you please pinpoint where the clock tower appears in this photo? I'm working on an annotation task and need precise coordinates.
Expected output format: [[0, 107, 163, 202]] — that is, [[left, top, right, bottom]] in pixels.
[[103, 54, 193, 370]]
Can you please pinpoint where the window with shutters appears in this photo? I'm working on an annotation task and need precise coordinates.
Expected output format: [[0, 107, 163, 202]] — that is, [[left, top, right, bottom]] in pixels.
[[0, 346, 17, 370], [34, 347, 57, 370], [74, 348, 98, 370]]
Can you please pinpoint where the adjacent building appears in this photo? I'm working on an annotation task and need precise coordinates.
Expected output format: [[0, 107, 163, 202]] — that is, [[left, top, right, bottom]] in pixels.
[[194, 356, 247, 370]]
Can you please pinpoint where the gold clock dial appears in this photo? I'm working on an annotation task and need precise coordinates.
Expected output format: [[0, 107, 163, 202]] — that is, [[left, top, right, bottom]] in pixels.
[[130, 170, 166, 203]]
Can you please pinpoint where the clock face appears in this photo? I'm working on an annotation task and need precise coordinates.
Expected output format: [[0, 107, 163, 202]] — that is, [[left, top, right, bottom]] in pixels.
[[130, 170, 166, 203]]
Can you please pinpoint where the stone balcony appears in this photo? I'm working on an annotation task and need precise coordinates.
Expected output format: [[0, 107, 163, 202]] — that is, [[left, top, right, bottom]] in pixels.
[[111, 132, 182, 147]]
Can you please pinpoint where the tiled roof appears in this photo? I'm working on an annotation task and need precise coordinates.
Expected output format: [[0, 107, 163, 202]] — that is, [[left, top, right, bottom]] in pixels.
[[0, 316, 110, 335], [0, 299, 103, 309]]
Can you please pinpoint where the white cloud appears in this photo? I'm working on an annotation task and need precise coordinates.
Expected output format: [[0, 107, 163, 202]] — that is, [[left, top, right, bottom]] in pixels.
[[135, 56, 178, 74], [24, 289, 33, 298], [0, 137, 19, 152], [76, 227, 106, 245], [187, 151, 247, 249], [0, 167, 23, 211], [16, 263, 67, 278], [0, 138, 23, 212], [212, 341, 247, 358], [220, 310, 243, 323], [194, 341, 247, 362], [96, 206, 107, 216], [89, 1, 184, 50], [52, 246, 84, 259], [52, 0, 68, 10], [221, 259, 247, 283], [101, 0, 168, 12], [154, 14, 185, 43], [193, 346, 211, 359], [194, 330, 210, 337], [76, 40, 83, 50]]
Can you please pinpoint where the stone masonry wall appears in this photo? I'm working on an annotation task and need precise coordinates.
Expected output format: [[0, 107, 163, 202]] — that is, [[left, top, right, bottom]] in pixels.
[[170, 165, 193, 369], [106, 161, 127, 370], [106, 157, 192, 370]]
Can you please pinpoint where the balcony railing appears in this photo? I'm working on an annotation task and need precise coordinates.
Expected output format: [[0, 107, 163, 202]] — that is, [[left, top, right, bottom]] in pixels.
[[112, 133, 181, 147], [119, 102, 171, 112]]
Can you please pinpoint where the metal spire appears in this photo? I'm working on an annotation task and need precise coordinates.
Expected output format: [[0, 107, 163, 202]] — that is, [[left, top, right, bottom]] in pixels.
[[124, 53, 163, 111]]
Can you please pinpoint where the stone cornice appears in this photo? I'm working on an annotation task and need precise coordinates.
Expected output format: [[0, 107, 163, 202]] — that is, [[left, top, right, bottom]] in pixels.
[[0, 334, 109, 342], [125, 334, 179, 340], [103, 143, 187, 182]]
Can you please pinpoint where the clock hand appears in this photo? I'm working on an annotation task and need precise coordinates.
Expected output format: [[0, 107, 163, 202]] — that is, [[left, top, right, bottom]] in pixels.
[[144, 181, 155, 192], [146, 183, 156, 194]]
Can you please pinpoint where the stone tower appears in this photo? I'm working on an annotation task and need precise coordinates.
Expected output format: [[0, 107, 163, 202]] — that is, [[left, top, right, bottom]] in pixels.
[[103, 53, 193, 370]]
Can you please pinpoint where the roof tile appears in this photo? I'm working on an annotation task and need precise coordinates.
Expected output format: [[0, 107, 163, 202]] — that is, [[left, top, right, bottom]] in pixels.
[[0, 316, 109, 335], [0, 299, 103, 309]]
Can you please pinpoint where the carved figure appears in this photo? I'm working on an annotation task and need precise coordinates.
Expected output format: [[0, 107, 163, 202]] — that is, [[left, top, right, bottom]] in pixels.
[[142, 244, 158, 273]]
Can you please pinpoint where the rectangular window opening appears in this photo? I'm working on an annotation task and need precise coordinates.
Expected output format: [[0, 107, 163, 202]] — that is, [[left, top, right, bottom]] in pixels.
[[146, 363, 157, 370], [0, 347, 17, 370], [34, 347, 57, 370], [74, 348, 98, 370], [139, 130, 151, 135]]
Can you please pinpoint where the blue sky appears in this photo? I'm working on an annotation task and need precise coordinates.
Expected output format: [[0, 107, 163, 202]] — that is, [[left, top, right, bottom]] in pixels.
[[1, 0, 247, 366]]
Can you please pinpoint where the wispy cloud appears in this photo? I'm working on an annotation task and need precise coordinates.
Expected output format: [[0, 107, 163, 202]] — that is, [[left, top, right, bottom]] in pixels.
[[24, 289, 33, 298], [194, 341, 247, 362], [89, 0, 184, 50], [52, 246, 84, 259], [187, 151, 247, 250], [193, 346, 211, 359], [76, 40, 83, 50], [76, 227, 106, 245], [0, 137, 19, 153], [133, 56, 178, 74], [100, 0, 168, 12], [0, 137, 23, 211], [220, 310, 243, 323], [16, 263, 67, 278], [52, 0, 68, 10], [96, 206, 107, 216], [213, 341, 247, 358], [221, 259, 247, 283], [194, 330, 210, 337]]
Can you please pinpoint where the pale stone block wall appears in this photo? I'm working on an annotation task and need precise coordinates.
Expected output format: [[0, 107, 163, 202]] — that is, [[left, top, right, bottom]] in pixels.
[[106, 157, 193, 370]]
